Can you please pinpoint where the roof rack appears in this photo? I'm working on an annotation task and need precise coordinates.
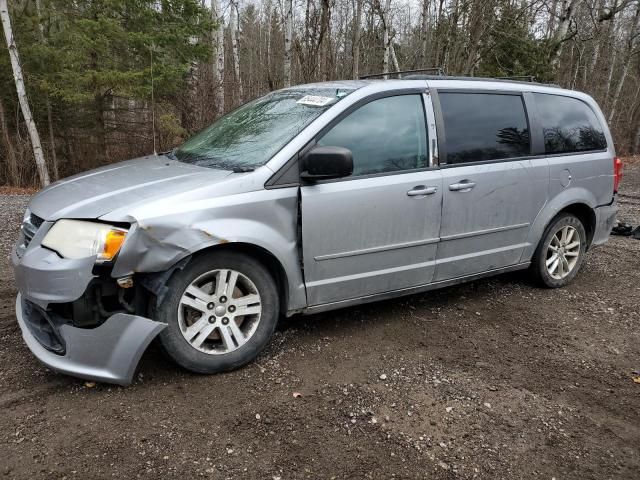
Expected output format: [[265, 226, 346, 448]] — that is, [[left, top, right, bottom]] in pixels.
[[359, 68, 447, 79], [496, 75, 537, 82], [358, 70, 560, 88]]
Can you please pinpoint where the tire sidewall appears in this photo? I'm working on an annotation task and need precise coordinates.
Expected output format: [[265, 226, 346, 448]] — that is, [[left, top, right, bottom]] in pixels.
[[156, 251, 280, 373], [535, 214, 587, 288]]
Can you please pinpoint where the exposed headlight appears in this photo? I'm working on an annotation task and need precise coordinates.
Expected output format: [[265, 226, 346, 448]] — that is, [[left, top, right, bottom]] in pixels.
[[41, 219, 128, 262]]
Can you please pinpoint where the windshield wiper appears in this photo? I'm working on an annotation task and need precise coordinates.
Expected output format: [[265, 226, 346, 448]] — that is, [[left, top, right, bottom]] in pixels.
[[163, 149, 178, 161], [232, 166, 255, 173]]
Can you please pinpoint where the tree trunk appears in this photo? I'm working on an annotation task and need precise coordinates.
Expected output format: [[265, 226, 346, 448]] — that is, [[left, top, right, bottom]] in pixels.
[[284, 0, 293, 87], [319, 0, 331, 81], [0, 97, 19, 186], [0, 0, 50, 186], [352, 0, 363, 79], [420, 0, 429, 67], [390, 43, 400, 72], [35, 0, 58, 180], [549, 0, 581, 68], [607, 4, 640, 124], [381, 0, 392, 78], [211, 0, 225, 116], [230, 0, 243, 103]]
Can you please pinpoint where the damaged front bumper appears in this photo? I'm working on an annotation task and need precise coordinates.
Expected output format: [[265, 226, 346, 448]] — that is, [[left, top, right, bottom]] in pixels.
[[12, 232, 166, 386], [16, 295, 165, 385]]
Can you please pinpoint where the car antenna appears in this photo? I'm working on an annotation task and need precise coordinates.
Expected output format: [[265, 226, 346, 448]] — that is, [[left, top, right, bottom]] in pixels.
[[150, 46, 157, 156]]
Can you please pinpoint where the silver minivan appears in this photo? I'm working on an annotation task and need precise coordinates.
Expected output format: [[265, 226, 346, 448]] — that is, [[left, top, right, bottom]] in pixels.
[[12, 76, 622, 385]]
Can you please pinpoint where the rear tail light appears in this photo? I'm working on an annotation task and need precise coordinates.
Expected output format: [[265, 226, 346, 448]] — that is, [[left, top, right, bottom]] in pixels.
[[613, 157, 623, 193]]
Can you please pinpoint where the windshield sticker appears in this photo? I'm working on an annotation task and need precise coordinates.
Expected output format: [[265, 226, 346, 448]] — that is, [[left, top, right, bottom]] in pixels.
[[297, 95, 335, 107]]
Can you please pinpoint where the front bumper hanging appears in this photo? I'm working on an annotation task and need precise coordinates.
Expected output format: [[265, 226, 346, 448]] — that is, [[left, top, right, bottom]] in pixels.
[[16, 294, 165, 386]]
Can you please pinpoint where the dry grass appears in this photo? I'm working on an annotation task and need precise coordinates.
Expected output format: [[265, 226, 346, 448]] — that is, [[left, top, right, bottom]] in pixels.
[[0, 186, 38, 195]]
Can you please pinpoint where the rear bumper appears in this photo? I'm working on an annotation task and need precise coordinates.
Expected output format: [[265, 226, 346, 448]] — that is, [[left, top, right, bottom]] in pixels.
[[592, 201, 618, 247], [16, 294, 165, 386]]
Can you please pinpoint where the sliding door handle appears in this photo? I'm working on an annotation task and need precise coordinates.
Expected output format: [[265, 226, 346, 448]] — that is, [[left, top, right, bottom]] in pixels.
[[407, 185, 438, 197], [449, 181, 476, 192]]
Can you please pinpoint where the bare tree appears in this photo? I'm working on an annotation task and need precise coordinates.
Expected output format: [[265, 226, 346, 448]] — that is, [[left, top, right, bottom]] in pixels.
[[608, 2, 640, 123], [211, 0, 225, 115], [380, 0, 392, 78], [230, 0, 243, 103], [352, 0, 363, 78], [419, 0, 429, 67], [550, 0, 582, 67], [284, 0, 293, 87], [0, 0, 50, 186], [34, 0, 58, 181]]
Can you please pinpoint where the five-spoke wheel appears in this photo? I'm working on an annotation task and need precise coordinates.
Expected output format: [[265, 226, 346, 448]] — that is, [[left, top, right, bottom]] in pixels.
[[531, 213, 586, 288], [156, 251, 279, 374], [178, 269, 262, 354], [545, 225, 581, 280]]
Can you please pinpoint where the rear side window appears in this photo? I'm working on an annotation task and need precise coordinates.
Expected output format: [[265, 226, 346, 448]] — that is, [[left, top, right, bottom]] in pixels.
[[439, 92, 530, 164], [318, 95, 428, 176], [534, 93, 607, 154]]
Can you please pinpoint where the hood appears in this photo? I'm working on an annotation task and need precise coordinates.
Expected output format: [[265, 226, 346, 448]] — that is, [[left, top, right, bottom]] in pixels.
[[29, 155, 232, 221]]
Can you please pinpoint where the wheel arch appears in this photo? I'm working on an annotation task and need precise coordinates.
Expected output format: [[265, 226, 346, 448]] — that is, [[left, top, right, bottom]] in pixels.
[[189, 242, 291, 316], [522, 187, 598, 262], [139, 241, 293, 318], [556, 203, 596, 248]]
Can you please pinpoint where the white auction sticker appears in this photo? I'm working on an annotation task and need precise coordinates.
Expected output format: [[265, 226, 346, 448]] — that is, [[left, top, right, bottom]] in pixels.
[[297, 95, 335, 107]]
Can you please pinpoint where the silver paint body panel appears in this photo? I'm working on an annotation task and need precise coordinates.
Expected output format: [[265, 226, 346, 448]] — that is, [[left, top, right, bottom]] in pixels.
[[16, 295, 165, 386], [11, 78, 618, 384]]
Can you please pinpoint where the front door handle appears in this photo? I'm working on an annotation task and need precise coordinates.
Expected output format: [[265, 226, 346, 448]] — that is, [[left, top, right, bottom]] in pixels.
[[449, 181, 476, 192], [407, 185, 438, 197]]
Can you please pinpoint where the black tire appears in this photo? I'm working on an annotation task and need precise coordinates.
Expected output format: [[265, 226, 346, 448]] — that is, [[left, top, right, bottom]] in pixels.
[[156, 251, 279, 374], [530, 213, 587, 288]]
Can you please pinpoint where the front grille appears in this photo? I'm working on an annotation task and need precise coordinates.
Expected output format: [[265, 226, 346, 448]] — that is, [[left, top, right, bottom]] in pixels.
[[21, 213, 44, 249]]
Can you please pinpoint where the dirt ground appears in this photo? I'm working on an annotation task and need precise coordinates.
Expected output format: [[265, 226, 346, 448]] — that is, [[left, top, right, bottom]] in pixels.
[[1, 162, 639, 480]]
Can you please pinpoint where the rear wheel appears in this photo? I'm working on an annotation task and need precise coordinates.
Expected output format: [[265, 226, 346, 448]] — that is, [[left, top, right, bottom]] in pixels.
[[530, 213, 587, 288], [156, 251, 279, 373]]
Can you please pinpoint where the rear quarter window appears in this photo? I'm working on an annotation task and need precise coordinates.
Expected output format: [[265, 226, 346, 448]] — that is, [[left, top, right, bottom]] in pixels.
[[533, 93, 607, 154]]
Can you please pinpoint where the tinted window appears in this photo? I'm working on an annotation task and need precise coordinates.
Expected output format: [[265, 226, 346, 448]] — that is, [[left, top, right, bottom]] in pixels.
[[317, 95, 427, 176], [534, 93, 607, 154], [439, 93, 530, 163]]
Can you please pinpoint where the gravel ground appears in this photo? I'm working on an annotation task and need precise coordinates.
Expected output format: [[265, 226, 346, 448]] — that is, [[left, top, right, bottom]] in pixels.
[[0, 162, 639, 479]]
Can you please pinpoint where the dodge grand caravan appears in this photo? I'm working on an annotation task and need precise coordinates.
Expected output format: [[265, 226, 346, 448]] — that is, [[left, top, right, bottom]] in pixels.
[[12, 76, 621, 385]]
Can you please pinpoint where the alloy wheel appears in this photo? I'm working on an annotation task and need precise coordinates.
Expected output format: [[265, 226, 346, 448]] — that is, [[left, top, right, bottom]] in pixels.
[[177, 269, 262, 354], [546, 225, 581, 280]]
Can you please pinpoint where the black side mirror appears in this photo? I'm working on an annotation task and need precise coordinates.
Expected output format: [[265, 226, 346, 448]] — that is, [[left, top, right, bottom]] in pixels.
[[300, 146, 353, 181]]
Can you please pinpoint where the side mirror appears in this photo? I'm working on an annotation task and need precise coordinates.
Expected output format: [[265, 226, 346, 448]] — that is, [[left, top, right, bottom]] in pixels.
[[300, 146, 353, 181]]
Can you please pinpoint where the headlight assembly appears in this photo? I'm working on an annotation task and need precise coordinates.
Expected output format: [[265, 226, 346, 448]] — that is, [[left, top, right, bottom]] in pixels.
[[41, 219, 128, 263]]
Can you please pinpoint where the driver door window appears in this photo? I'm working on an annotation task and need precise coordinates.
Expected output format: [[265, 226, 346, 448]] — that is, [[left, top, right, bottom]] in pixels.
[[317, 94, 428, 176]]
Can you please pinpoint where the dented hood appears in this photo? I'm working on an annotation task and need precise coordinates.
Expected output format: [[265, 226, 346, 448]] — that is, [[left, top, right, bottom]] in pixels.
[[28, 155, 232, 221]]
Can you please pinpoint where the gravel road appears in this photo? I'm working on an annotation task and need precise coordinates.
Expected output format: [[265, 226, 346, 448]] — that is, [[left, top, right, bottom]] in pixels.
[[0, 162, 639, 479]]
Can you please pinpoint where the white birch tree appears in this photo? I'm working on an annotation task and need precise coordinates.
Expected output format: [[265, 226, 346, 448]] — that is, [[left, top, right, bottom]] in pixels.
[[352, 0, 363, 79], [230, 0, 243, 102], [211, 0, 225, 116], [284, 0, 293, 87], [0, 0, 50, 186]]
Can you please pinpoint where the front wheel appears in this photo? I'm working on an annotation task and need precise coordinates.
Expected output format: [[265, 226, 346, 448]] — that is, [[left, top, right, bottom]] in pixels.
[[156, 251, 280, 374], [530, 213, 587, 288]]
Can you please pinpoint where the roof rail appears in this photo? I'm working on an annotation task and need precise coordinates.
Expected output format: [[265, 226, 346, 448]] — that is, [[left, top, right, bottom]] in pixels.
[[496, 75, 537, 82], [359, 68, 447, 79]]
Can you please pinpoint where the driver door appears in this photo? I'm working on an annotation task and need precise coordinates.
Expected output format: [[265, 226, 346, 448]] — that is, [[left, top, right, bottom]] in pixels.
[[300, 93, 443, 306]]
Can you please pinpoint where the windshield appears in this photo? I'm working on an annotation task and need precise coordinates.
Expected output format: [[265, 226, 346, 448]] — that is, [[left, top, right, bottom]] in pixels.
[[174, 88, 354, 170]]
